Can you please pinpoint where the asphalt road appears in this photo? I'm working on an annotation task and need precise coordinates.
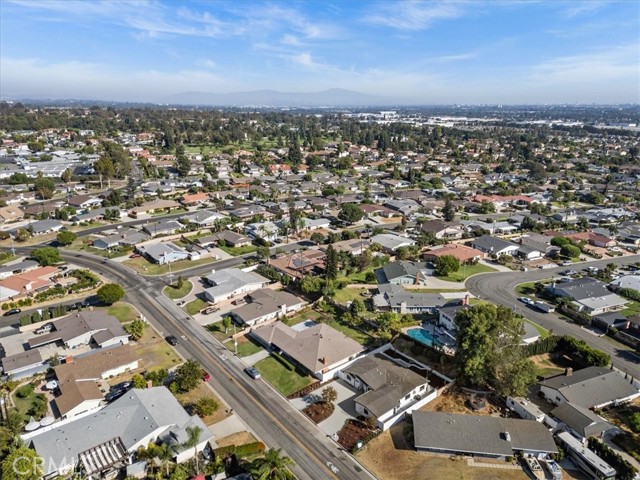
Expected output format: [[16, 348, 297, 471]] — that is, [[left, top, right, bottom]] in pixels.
[[62, 250, 374, 480], [466, 255, 640, 378]]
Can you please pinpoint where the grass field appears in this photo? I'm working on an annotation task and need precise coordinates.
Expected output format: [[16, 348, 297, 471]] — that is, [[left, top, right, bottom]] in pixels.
[[254, 355, 315, 396], [219, 244, 257, 256], [332, 287, 371, 304], [623, 301, 640, 317], [284, 309, 325, 326], [123, 256, 217, 275], [435, 263, 497, 282], [325, 317, 372, 345], [107, 303, 138, 323], [233, 335, 264, 357], [186, 298, 208, 315], [163, 280, 193, 300]]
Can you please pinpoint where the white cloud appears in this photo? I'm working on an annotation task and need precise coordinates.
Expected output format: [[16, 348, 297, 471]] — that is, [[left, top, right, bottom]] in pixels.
[[562, 1, 609, 18], [364, 0, 466, 30]]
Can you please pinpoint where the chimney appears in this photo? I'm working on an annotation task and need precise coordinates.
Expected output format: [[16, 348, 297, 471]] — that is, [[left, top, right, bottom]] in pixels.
[[463, 294, 470, 305], [65, 355, 74, 364], [323, 357, 328, 366], [565, 367, 573, 376]]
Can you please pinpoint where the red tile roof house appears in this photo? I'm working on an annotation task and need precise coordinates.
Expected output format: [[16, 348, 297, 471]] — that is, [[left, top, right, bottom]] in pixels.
[[179, 192, 210, 206], [424, 244, 485, 263], [563, 231, 616, 248]]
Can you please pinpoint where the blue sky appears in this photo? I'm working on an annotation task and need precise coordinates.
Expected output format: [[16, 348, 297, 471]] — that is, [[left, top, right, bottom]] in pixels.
[[1, 0, 638, 103]]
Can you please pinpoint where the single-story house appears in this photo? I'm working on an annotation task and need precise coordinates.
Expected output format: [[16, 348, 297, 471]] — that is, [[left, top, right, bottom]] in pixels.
[[179, 210, 226, 227], [179, 192, 210, 206], [0, 266, 60, 302], [563, 231, 616, 248], [22, 219, 64, 236], [413, 411, 557, 459], [376, 261, 430, 286], [245, 221, 279, 242], [371, 233, 416, 253], [28, 387, 213, 478], [54, 344, 140, 419], [142, 220, 183, 237], [67, 194, 103, 210], [339, 350, 437, 431], [420, 220, 465, 240], [373, 284, 446, 314], [229, 289, 305, 326], [270, 250, 326, 280], [0, 204, 25, 223], [250, 322, 365, 382], [539, 366, 640, 409], [29, 310, 130, 350], [470, 235, 519, 257], [302, 217, 331, 231], [1, 349, 43, 376], [203, 268, 269, 304], [129, 199, 180, 217], [92, 229, 149, 250], [550, 402, 615, 441], [545, 277, 627, 315], [424, 244, 484, 264], [0, 259, 39, 280], [328, 238, 371, 255], [137, 242, 190, 264], [197, 230, 252, 248]]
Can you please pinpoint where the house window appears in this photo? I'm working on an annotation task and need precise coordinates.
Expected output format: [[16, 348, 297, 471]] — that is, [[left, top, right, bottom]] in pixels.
[[363, 408, 369, 415], [420, 385, 426, 391], [404, 394, 410, 400]]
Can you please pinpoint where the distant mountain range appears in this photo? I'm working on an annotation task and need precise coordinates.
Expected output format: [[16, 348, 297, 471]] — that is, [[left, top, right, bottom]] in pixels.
[[162, 88, 401, 107]]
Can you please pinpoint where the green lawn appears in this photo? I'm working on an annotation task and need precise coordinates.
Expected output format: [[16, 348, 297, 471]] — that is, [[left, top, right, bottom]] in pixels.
[[333, 287, 370, 304], [11, 387, 46, 422], [206, 321, 233, 342], [66, 241, 132, 259], [254, 355, 315, 396], [407, 288, 467, 293], [219, 244, 257, 256], [123, 256, 217, 275], [163, 280, 193, 299], [436, 263, 497, 282], [325, 317, 372, 346], [107, 303, 138, 323], [283, 309, 324, 326], [234, 335, 264, 357], [622, 301, 640, 318], [186, 298, 208, 315], [516, 281, 537, 296], [336, 266, 376, 285]]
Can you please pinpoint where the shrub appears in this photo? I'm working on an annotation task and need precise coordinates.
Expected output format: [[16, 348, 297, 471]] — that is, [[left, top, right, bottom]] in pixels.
[[234, 441, 266, 458], [193, 397, 219, 417], [213, 445, 236, 460], [16, 384, 34, 398]]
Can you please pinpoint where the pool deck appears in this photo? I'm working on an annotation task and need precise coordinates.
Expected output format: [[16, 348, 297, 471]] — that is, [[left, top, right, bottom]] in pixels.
[[403, 322, 457, 354]]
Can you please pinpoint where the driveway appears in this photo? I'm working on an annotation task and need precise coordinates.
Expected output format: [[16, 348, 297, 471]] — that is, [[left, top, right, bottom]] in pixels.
[[291, 379, 361, 436]]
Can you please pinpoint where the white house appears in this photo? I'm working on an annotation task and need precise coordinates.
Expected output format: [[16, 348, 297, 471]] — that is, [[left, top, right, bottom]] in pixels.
[[338, 347, 441, 430], [202, 268, 269, 304], [137, 242, 190, 264], [230, 289, 305, 326]]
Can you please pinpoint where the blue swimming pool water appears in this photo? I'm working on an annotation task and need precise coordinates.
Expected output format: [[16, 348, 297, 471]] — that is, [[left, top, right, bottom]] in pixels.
[[406, 328, 436, 347]]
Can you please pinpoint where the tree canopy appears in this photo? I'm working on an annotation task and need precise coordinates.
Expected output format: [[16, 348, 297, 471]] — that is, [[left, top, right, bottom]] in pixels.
[[96, 283, 126, 304], [454, 304, 537, 396], [30, 247, 62, 266], [56, 230, 77, 246], [338, 203, 364, 224], [434, 255, 460, 276]]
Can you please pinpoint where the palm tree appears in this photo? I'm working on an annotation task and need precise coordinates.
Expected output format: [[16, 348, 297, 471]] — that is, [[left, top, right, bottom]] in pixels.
[[180, 426, 202, 474], [252, 448, 295, 480], [156, 443, 174, 477]]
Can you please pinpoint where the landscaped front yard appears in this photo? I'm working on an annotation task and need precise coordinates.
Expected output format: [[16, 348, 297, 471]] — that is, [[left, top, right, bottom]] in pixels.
[[175, 382, 230, 425], [254, 355, 315, 397], [186, 298, 208, 315], [435, 263, 497, 282], [163, 280, 193, 299], [233, 335, 263, 357]]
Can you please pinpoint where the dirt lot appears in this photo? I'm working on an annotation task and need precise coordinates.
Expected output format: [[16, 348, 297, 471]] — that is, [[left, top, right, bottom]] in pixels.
[[420, 386, 501, 416], [356, 422, 529, 480], [530, 353, 576, 378], [215, 431, 258, 448]]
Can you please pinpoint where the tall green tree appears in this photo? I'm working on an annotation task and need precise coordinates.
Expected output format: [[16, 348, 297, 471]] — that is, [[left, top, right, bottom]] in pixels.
[[338, 203, 364, 224], [30, 247, 62, 266], [455, 304, 536, 395], [96, 283, 126, 304], [434, 255, 460, 277], [2, 444, 43, 480], [33, 174, 55, 199], [325, 244, 338, 280], [56, 231, 77, 246], [442, 199, 455, 222]]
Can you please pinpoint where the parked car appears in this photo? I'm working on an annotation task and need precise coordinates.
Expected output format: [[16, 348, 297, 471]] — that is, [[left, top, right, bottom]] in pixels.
[[129, 253, 141, 258], [244, 367, 261, 379], [176, 300, 186, 307], [202, 306, 220, 315], [560, 261, 573, 267], [166, 335, 179, 346], [35, 323, 54, 334], [105, 388, 127, 402], [3, 308, 22, 316], [518, 297, 534, 306], [202, 371, 211, 382], [110, 381, 132, 392]]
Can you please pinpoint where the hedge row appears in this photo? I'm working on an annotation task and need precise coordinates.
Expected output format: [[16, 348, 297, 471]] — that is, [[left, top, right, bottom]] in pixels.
[[213, 442, 266, 460]]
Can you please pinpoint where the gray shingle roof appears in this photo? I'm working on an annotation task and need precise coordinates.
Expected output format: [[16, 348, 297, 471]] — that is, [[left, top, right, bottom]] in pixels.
[[540, 366, 639, 408], [380, 261, 428, 283], [551, 402, 613, 438], [413, 411, 557, 456], [344, 354, 429, 418]]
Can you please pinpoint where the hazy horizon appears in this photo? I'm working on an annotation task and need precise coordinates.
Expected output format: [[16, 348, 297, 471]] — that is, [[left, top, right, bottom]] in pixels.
[[1, 0, 639, 104]]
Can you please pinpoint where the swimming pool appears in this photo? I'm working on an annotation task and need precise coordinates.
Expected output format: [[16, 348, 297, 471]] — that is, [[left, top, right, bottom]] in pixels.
[[406, 327, 436, 347]]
